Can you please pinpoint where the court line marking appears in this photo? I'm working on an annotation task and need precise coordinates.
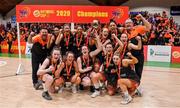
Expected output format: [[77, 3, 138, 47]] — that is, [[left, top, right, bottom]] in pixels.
[[0, 73, 31, 79], [0, 61, 7, 67], [144, 69, 180, 74]]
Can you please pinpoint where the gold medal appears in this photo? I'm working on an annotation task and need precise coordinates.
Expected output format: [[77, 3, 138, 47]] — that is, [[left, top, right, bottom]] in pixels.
[[66, 46, 68, 49]]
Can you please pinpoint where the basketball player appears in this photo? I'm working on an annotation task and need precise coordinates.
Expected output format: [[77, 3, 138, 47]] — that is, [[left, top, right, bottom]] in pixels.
[[37, 47, 61, 100], [72, 25, 86, 58], [55, 24, 74, 56], [77, 34, 102, 93], [125, 14, 151, 95], [114, 52, 139, 104], [54, 52, 81, 93]]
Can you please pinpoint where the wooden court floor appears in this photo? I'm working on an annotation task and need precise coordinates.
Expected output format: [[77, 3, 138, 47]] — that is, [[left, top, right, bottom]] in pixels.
[[0, 57, 180, 108]]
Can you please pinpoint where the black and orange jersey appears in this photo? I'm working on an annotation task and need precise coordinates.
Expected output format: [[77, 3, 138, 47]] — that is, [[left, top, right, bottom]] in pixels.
[[80, 55, 94, 78], [31, 35, 50, 61], [120, 65, 140, 83], [60, 61, 76, 78]]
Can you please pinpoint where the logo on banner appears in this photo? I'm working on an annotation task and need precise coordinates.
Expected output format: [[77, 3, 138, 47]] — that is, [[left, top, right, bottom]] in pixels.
[[112, 8, 124, 19], [33, 10, 41, 17], [147, 45, 171, 62], [150, 48, 155, 56], [172, 51, 180, 58], [149, 48, 169, 57], [19, 7, 30, 18]]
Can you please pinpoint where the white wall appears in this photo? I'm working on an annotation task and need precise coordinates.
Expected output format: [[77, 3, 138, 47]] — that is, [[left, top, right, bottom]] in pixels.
[[0, 15, 8, 26], [20, 0, 95, 5]]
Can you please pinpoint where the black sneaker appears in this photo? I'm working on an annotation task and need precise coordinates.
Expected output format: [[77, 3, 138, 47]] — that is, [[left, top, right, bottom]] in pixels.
[[90, 86, 95, 93], [42, 91, 52, 100], [33, 80, 43, 90], [79, 84, 84, 90]]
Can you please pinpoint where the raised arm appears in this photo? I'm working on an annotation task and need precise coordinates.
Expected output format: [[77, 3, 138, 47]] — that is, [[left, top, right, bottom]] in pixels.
[[128, 36, 142, 50], [122, 52, 138, 67], [47, 34, 55, 49], [112, 33, 123, 47], [89, 34, 103, 57], [27, 32, 35, 44], [55, 31, 63, 46], [137, 14, 151, 31]]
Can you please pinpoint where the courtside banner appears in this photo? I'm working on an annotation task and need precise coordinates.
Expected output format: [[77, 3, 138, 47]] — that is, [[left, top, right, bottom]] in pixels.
[[16, 5, 128, 23], [72, 6, 129, 23], [1, 41, 26, 54], [147, 45, 171, 62], [171, 46, 180, 63], [143, 45, 147, 61], [16, 5, 72, 23]]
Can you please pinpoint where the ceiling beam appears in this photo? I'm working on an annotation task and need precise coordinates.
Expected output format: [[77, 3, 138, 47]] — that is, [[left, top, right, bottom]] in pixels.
[[88, 0, 129, 6]]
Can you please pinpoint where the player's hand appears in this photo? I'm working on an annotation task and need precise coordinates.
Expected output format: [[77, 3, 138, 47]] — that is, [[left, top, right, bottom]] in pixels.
[[30, 32, 35, 36], [111, 69, 116, 74], [86, 66, 93, 71], [48, 65, 55, 73], [136, 14, 143, 19], [135, 36, 141, 41], [127, 52, 132, 57], [111, 33, 116, 38]]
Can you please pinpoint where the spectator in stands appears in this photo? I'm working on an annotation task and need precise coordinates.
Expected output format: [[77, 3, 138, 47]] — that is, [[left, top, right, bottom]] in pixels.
[[0, 30, 6, 53], [6, 30, 14, 53]]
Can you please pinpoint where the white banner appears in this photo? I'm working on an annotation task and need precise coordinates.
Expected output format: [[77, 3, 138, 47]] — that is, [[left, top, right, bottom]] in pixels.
[[147, 45, 171, 62]]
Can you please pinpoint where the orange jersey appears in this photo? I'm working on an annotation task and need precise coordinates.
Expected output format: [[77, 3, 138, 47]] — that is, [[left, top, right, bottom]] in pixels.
[[127, 26, 147, 39], [164, 33, 172, 39], [32, 34, 50, 46]]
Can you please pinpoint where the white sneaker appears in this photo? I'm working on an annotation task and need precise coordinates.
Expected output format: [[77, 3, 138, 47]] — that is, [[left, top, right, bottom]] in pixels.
[[66, 82, 72, 88], [121, 95, 132, 105], [58, 86, 64, 93], [71, 85, 77, 93], [135, 87, 143, 97], [91, 91, 100, 98]]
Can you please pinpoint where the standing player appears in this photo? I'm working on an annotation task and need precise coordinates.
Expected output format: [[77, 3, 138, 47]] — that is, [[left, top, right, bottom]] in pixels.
[[55, 24, 74, 57], [125, 14, 151, 95], [72, 25, 86, 58], [31, 28, 51, 90], [47, 27, 60, 55]]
